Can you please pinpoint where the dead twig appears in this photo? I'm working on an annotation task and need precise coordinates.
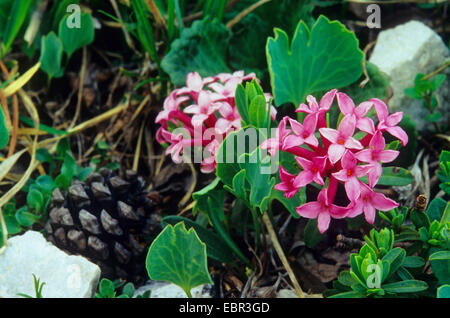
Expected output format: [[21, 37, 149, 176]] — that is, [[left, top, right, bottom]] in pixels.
[[262, 213, 304, 298]]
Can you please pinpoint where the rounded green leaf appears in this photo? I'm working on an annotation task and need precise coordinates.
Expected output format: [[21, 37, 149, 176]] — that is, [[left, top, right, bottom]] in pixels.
[[58, 12, 94, 58], [437, 285, 450, 298], [39, 32, 63, 80], [267, 15, 363, 106], [146, 222, 213, 297]]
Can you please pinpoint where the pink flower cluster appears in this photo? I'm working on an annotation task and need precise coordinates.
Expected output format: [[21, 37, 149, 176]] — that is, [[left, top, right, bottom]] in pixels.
[[262, 90, 408, 233], [156, 71, 274, 173]]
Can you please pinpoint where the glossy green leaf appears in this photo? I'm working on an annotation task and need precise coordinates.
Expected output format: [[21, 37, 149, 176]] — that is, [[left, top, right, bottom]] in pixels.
[[426, 198, 447, 223], [266, 15, 363, 106], [328, 291, 364, 298], [381, 280, 428, 293], [58, 12, 94, 58], [15, 207, 39, 227], [162, 215, 234, 263], [39, 32, 63, 80], [430, 250, 450, 285], [162, 17, 231, 86], [146, 222, 213, 297], [382, 247, 405, 277], [403, 256, 425, 268], [27, 189, 44, 212], [437, 284, 450, 298], [238, 148, 275, 213]]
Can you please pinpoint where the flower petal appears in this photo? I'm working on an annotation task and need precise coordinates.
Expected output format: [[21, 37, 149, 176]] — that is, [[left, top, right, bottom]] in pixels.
[[371, 192, 399, 211], [337, 92, 355, 115], [338, 114, 356, 138], [319, 128, 339, 143], [328, 144, 346, 164], [371, 98, 389, 122], [317, 212, 331, 233], [386, 126, 408, 146], [319, 89, 337, 111], [296, 202, 322, 219], [378, 150, 399, 163]]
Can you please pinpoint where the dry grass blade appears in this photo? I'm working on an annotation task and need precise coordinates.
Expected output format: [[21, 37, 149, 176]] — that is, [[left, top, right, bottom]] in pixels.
[[2, 62, 41, 98], [0, 149, 26, 182], [0, 89, 40, 253], [132, 120, 145, 171], [226, 0, 272, 29]]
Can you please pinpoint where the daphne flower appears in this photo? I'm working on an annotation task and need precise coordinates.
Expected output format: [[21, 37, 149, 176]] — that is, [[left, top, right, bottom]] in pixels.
[[282, 114, 318, 150], [215, 102, 241, 134], [155, 90, 189, 124], [296, 188, 349, 233], [274, 166, 301, 198], [355, 131, 399, 187], [201, 139, 221, 173], [336, 92, 375, 134], [347, 182, 399, 224], [209, 77, 242, 101], [371, 98, 408, 146], [184, 91, 220, 127], [296, 89, 337, 115], [294, 155, 327, 187], [261, 117, 290, 156], [319, 114, 363, 164], [161, 130, 188, 164]]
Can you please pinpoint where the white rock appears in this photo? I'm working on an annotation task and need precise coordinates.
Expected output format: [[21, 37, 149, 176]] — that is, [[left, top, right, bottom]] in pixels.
[[134, 281, 213, 298], [0, 231, 100, 298], [369, 20, 450, 132]]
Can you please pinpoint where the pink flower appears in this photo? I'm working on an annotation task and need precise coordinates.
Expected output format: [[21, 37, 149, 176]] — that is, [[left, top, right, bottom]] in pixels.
[[261, 117, 290, 156], [336, 92, 375, 134], [155, 90, 189, 124], [347, 182, 398, 224], [177, 72, 204, 96], [215, 102, 241, 134], [161, 130, 187, 164], [274, 166, 300, 199], [296, 89, 337, 115], [215, 71, 256, 83], [319, 114, 363, 164], [282, 114, 318, 150], [371, 98, 408, 146], [184, 91, 220, 127], [209, 77, 241, 101], [201, 140, 220, 173], [294, 155, 327, 187], [355, 131, 399, 187], [332, 150, 370, 201], [296, 188, 349, 233]]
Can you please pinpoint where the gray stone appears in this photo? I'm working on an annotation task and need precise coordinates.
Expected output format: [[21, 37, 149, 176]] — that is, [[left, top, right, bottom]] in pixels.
[[369, 20, 450, 132], [0, 231, 101, 298], [134, 280, 213, 298]]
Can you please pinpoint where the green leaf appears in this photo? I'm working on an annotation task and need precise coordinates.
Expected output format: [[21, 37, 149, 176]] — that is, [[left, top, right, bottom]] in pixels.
[[437, 285, 450, 298], [130, 0, 159, 64], [430, 251, 450, 285], [381, 280, 428, 293], [382, 247, 405, 277], [0, 107, 9, 149], [0, 0, 32, 57], [162, 17, 231, 86], [425, 112, 442, 123], [58, 12, 94, 58], [234, 84, 250, 125], [425, 198, 447, 223], [304, 219, 323, 248], [328, 291, 364, 298], [39, 32, 63, 80], [266, 15, 363, 106], [338, 270, 357, 287], [430, 74, 446, 91], [98, 278, 116, 298], [359, 167, 413, 186], [238, 147, 275, 213], [121, 283, 135, 298], [146, 222, 213, 297], [248, 95, 268, 128], [430, 251, 450, 261], [27, 189, 44, 212], [162, 215, 234, 263], [15, 207, 39, 227], [410, 209, 430, 231], [403, 256, 425, 269], [441, 202, 450, 224]]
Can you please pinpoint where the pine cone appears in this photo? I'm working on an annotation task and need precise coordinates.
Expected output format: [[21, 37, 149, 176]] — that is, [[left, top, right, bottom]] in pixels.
[[45, 168, 162, 284]]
